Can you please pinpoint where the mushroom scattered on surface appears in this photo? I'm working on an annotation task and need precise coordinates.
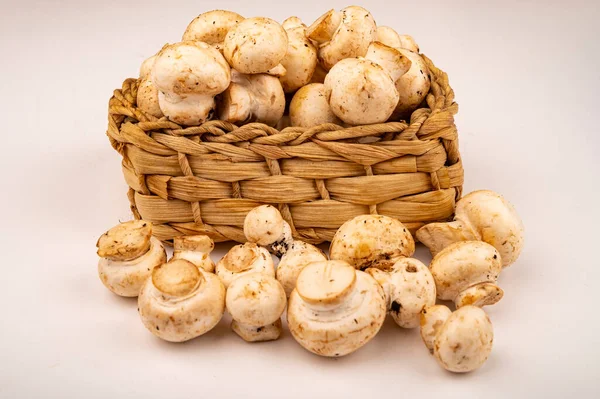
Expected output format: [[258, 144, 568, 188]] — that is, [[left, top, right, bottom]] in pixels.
[[366, 257, 436, 328], [138, 259, 226, 342], [215, 242, 275, 288], [243, 205, 293, 257], [276, 240, 328, 296], [226, 272, 287, 342], [398, 34, 420, 53], [97, 220, 166, 297], [182, 10, 245, 51], [287, 260, 386, 357], [329, 215, 415, 270], [172, 235, 215, 273], [420, 305, 494, 373], [416, 190, 525, 267], [306, 6, 377, 70], [429, 241, 504, 308], [279, 17, 317, 93], [391, 48, 431, 119], [136, 55, 163, 118], [289, 83, 342, 127], [376, 26, 402, 48], [152, 41, 231, 125], [223, 17, 288, 74]]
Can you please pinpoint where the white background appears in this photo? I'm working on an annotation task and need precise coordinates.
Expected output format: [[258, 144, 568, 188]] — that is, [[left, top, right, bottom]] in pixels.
[[1, 0, 599, 397]]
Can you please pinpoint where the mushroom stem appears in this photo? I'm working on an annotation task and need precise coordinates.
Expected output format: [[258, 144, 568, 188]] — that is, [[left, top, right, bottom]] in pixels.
[[455, 282, 504, 308], [365, 268, 392, 308], [416, 220, 477, 257], [231, 319, 283, 342], [306, 9, 341, 44]]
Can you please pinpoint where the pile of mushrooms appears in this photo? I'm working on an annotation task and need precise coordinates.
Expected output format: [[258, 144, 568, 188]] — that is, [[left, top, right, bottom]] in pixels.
[[136, 6, 435, 128]]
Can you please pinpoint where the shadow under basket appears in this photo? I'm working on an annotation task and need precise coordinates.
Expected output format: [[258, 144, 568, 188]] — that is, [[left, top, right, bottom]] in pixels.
[[106, 55, 463, 245]]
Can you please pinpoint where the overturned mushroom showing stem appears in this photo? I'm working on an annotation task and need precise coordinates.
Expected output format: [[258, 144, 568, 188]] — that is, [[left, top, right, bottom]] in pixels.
[[136, 55, 163, 118], [278, 17, 317, 93], [152, 41, 231, 126], [226, 272, 287, 342], [289, 83, 342, 127], [215, 242, 275, 288], [376, 26, 402, 48], [223, 17, 288, 74], [276, 240, 328, 296], [391, 48, 431, 119], [366, 42, 412, 83], [97, 220, 166, 297], [429, 241, 504, 308], [243, 205, 293, 257], [330, 215, 415, 270], [172, 235, 215, 273], [287, 260, 386, 357], [306, 6, 377, 71], [182, 10, 244, 51], [138, 259, 225, 342], [416, 190, 524, 267], [398, 35, 420, 53], [420, 305, 494, 373], [366, 258, 435, 328], [218, 70, 285, 126]]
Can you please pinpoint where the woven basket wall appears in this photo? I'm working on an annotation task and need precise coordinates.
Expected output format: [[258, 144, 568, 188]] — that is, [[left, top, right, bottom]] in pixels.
[[106, 55, 463, 245]]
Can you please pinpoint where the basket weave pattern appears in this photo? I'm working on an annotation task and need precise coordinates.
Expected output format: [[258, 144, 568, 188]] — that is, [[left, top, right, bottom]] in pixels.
[[107, 55, 463, 244]]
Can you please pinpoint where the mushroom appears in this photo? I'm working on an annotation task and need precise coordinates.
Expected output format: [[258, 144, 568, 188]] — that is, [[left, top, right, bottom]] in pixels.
[[136, 55, 163, 118], [391, 48, 431, 118], [138, 259, 226, 342], [226, 272, 287, 342], [416, 190, 525, 267], [223, 17, 288, 74], [243, 205, 293, 257], [182, 10, 245, 50], [366, 42, 412, 83], [398, 34, 420, 53], [323, 57, 399, 125], [172, 235, 215, 273], [376, 26, 402, 48], [420, 305, 494, 373], [306, 6, 377, 71], [215, 242, 275, 288], [287, 260, 387, 357], [218, 70, 285, 127], [289, 83, 342, 127], [276, 240, 328, 296], [366, 257, 435, 328], [152, 41, 231, 126], [429, 241, 504, 308], [278, 17, 317, 93], [329, 215, 415, 270], [97, 220, 166, 297]]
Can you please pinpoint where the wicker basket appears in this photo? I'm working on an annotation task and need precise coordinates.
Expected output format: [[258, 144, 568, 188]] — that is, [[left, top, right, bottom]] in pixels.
[[106, 55, 463, 245]]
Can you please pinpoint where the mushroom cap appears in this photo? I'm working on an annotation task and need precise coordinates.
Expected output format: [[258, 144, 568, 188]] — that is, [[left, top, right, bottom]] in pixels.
[[153, 41, 230, 97], [182, 10, 245, 44], [309, 6, 377, 70], [434, 306, 494, 373], [366, 42, 412, 82], [429, 241, 502, 301], [138, 265, 226, 342], [289, 83, 342, 128], [420, 305, 452, 353], [279, 21, 317, 93], [398, 34, 420, 53], [324, 57, 399, 125], [287, 260, 386, 357], [455, 190, 525, 267], [139, 55, 157, 79], [98, 236, 166, 297], [158, 92, 215, 126], [276, 240, 328, 296], [226, 272, 287, 326], [223, 17, 288, 74], [282, 16, 305, 30], [329, 215, 415, 270], [392, 49, 431, 118], [243, 205, 293, 256], [97, 220, 153, 261], [137, 77, 163, 118], [231, 319, 282, 342], [376, 26, 402, 48], [172, 235, 215, 273], [215, 242, 274, 288]]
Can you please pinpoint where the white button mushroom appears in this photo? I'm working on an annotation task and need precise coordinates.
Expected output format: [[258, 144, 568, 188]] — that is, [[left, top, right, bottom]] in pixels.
[[376, 26, 402, 48], [391, 48, 431, 118], [278, 17, 317, 93], [226, 272, 287, 342], [398, 34, 420, 53], [138, 259, 226, 342], [182, 10, 245, 49], [276, 240, 328, 296], [429, 241, 504, 308], [329, 215, 415, 270], [416, 190, 525, 267], [287, 260, 387, 357], [215, 242, 275, 288], [289, 83, 342, 127], [366, 258, 436, 328], [136, 55, 163, 118], [243, 205, 293, 257], [217, 70, 285, 127], [152, 41, 231, 126], [366, 42, 412, 83], [172, 235, 215, 273], [420, 305, 494, 373], [97, 220, 166, 297], [222, 17, 288, 74], [306, 6, 377, 71]]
